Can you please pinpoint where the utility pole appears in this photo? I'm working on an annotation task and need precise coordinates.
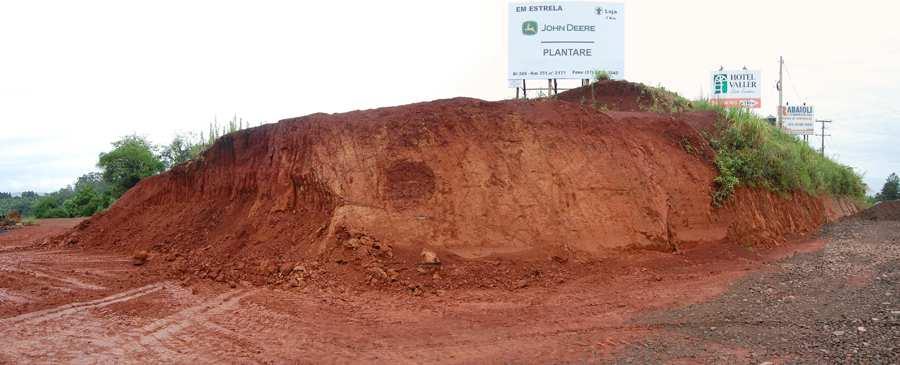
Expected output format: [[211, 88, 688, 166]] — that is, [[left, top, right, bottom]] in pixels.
[[816, 119, 832, 156], [777, 56, 784, 129]]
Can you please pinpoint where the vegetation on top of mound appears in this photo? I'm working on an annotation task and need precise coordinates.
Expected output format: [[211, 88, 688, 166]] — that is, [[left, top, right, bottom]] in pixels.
[[161, 115, 252, 168], [693, 100, 867, 206], [572, 80, 693, 113], [636, 84, 693, 114]]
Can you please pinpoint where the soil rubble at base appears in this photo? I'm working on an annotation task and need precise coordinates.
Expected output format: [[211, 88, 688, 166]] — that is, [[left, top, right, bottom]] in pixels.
[[49, 81, 860, 291], [859, 200, 900, 221]]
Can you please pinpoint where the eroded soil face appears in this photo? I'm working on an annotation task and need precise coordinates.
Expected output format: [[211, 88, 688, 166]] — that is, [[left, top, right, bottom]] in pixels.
[[53, 95, 857, 289], [3, 217, 896, 364]]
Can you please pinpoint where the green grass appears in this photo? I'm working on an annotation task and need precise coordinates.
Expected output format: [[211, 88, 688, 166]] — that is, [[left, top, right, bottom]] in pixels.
[[562, 81, 863, 205], [22, 217, 37, 226], [697, 102, 866, 205], [689, 99, 721, 111], [635, 84, 693, 114]]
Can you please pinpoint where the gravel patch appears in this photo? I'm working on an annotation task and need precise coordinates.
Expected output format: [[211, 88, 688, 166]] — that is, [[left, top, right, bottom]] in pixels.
[[616, 218, 900, 364]]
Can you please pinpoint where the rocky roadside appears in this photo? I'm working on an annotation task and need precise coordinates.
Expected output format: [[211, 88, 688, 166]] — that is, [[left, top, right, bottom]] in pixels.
[[614, 217, 900, 364]]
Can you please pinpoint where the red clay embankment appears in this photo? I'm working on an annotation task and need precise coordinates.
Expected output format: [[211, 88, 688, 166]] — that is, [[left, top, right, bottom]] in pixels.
[[53, 83, 858, 286]]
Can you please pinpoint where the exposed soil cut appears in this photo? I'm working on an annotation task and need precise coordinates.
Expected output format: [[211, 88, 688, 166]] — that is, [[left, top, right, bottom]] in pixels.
[[50, 82, 858, 289], [5, 82, 887, 362]]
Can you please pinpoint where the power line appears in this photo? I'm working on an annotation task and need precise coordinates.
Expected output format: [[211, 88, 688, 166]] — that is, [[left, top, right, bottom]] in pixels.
[[783, 63, 803, 102]]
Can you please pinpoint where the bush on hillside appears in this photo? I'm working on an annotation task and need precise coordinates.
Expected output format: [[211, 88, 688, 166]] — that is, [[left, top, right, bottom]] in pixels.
[[98, 135, 165, 197], [62, 185, 112, 217], [594, 70, 610, 81], [696, 102, 866, 205], [639, 84, 693, 113]]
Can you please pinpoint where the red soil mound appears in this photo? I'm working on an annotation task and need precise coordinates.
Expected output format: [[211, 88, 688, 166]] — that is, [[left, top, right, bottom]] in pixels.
[[556, 80, 645, 111], [858, 200, 900, 221], [556, 80, 690, 113], [53, 92, 858, 288]]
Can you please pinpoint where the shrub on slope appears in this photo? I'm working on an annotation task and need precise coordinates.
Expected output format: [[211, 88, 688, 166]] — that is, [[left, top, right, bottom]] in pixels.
[[695, 101, 866, 205]]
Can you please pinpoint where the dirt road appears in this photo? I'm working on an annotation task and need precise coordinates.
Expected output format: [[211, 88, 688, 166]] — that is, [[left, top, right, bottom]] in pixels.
[[618, 217, 900, 364], [1, 218, 896, 364]]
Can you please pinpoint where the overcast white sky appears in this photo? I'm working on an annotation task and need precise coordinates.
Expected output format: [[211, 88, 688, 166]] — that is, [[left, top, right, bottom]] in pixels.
[[1, 0, 898, 194]]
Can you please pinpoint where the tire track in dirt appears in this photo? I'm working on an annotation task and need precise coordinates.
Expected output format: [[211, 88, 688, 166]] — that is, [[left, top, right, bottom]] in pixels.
[[0, 283, 165, 326], [137, 289, 251, 340], [24, 270, 107, 290], [0, 245, 31, 253], [352, 318, 653, 363], [102, 289, 258, 363], [0, 250, 110, 291], [0, 288, 33, 304]]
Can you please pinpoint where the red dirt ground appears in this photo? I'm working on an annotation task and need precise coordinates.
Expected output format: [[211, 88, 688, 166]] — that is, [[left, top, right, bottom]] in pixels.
[[49, 83, 858, 290], [4, 82, 871, 362], [1, 218, 842, 363]]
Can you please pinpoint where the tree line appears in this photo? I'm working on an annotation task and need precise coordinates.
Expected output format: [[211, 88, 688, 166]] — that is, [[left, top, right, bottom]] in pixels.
[[0, 117, 252, 219], [874, 173, 899, 203]]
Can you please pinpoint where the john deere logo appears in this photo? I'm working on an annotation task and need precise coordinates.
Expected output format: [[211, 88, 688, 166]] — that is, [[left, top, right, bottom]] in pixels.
[[713, 73, 728, 94], [522, 21, 538, 35]]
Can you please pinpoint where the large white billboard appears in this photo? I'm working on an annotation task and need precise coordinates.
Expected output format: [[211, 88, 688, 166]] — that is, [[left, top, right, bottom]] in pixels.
[[710, 69, 762, 108], [508, 2, 624, 81], [782, 104, 815, 135]]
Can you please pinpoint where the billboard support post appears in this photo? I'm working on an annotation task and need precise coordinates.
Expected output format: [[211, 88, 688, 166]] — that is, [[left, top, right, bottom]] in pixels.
[[778, 56, 784, 128], [816, 120, 832, 156]]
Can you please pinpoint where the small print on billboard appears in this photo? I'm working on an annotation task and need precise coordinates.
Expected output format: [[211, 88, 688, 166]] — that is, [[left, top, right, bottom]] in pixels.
[[709, 69, 761, 108], [508, 2, 625, 82], [782, 104, 816, 135]]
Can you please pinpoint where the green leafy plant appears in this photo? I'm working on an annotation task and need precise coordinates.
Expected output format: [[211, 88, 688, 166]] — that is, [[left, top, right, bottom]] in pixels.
[[593, 70, 610, 81], [97, 135, 165, 197], [638, 84, 692, 113], [700, 103, 866, 205], [0, 192, 39, 217], [679, 138, 698, 155], [62, 185, 109, 217], [874, 172, 899, 202], [31, 188, 74, 218], [12, 116, 258, 219], [169, 115, 255, 165]]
